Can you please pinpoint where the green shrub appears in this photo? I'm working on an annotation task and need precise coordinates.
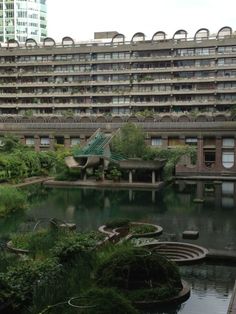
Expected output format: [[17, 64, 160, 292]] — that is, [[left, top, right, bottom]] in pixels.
[[95, 246, 182, 294], [0, 258, 62, 308], [79, 288, 138, 314], [130, 224, 156, 234], [0, 186, 28, 217]]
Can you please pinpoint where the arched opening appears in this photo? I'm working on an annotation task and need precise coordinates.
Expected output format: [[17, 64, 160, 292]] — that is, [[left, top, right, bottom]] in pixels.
[[152, 31, 166, 42], [194, 28, 209, 41], [43, 37, 56, 47], [7, 39, 19, 48], [131, 32, 145, 43], [217, 26, 232, 39], [62, 36, 74, 46], [111, 33, 125, 44], [173, 29, 187, 41], [25, 38, 38, 48]]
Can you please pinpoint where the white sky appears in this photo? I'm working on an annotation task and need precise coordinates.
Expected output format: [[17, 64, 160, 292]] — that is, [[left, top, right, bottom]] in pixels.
[[47, 0, 236, 42]]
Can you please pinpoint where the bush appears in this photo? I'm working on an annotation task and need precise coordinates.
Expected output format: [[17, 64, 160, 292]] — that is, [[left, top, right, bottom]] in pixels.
[[79, 288, 138, 314], [95, 246, 182, 297], [0, 258, 62, 308], [0, 186, 28, 217], [51, 231, 100, 264], [130, 224, 156, 235]]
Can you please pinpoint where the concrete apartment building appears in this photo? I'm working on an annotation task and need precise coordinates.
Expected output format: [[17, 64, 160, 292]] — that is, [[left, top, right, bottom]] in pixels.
[[0, 0, 47, 43], [0, 26, 236, 176]]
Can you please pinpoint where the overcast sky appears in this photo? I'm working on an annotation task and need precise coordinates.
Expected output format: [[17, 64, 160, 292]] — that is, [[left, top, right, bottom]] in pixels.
[[47, 0, 236, 42]]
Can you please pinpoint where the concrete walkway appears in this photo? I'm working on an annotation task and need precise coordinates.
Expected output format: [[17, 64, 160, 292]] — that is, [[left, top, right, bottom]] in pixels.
[[44, 179, 165, 190], [207, 249, 236, 263], [228, 281, 236, 314], [13, 177, 53, 188]]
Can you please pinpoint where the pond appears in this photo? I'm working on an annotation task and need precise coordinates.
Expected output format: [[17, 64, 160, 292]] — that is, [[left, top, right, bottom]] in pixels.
[[1, 180, 236, 314]]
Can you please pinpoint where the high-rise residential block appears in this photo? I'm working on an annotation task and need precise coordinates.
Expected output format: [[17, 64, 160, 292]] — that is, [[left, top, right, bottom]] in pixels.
[[0, 0, 47, 43]]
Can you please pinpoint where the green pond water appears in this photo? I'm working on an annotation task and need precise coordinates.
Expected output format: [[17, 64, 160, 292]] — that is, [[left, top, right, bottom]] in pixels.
[[1, 180, 236, 314]]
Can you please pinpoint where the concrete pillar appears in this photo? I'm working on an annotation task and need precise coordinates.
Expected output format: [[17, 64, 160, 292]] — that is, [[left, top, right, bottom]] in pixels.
[[34, 135, 40, 152], [196, 181, 204, 200], [214, 183, 222, 209], [162, 136, 168, 148], [129, 170, 133, 183], [152, 190, 156, 203], [215, 136, 222, 171], [152, 170, 156, 184], [129, 189, 133, 202], [64, 136, 70, 149], [83, 171, 87, 181], [197, 136, 204, 174], [49, 135, 55, 150]]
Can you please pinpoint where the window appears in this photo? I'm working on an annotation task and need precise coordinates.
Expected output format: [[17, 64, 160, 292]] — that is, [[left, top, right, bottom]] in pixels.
[[204, 151, 215, 168], [151, 138, 162, 146], [25, 137, 35, 146], [40, 137, 49, 146], [71, 137, 80, 146], [168, 138, 182, 146], [222, 152, 234, 168], [185, 138, 198, 145], [222, 138, 234, 148]]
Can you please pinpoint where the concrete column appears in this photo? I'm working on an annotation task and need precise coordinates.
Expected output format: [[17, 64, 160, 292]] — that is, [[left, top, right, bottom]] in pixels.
[[129, 190, 133, 202], [196, 181, 204, 200], [49, 135, 55, 150], [197, 136, 204, 174], [83, 171, 87, 181], [64, 136, 70, 149], [34, 135, 40, 152], [129, 170, 133, 183], [214, 183, 222, 209], [162, 136, 168, 148], [152, 170, 156, 184], [215, 136, 222, 171], [152, 190, 156, 203]]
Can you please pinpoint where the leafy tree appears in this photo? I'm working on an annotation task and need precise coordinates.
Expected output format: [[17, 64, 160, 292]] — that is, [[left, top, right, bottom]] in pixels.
[[0, 135, 25, 153], [112, 123, 147, 158]]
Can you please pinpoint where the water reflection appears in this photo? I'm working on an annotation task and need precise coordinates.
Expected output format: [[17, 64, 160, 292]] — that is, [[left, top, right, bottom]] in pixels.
[[24, 181, 236, 251], [1, 181, 236, 314]]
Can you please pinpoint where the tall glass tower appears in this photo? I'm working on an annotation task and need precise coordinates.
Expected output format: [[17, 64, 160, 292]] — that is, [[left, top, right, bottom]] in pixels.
[[0, 0, 47, 43]]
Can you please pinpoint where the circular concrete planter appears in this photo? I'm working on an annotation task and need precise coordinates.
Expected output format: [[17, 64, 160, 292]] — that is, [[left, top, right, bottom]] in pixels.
[[129, 222, 163, 238], [140, 241, 208, 265], [98, 222, 163, 240], [6, 241, 29, 255], [133, 280, 190, 309]]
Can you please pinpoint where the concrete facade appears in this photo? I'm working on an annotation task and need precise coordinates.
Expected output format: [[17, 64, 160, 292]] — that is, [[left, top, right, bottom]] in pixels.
[[0, 27, 236, 176]]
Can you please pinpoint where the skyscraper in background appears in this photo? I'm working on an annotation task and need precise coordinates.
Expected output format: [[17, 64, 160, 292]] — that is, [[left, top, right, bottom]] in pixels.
[[0, 0, 47, 43]]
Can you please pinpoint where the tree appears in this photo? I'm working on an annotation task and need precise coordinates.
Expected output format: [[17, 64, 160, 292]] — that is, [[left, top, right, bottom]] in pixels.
[[112, 123, 147, 158]]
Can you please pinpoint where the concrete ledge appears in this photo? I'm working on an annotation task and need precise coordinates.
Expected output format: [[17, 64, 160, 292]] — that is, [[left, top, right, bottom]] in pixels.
[[207, 249, 236, 263], [44, 179, 165, 190], [228, 280, 236, 314], [133, 280, 190, 309], [182, 230, 199, 240]]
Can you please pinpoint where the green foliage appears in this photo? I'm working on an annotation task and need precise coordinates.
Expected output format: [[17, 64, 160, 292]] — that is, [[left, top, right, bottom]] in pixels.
[[0, 135, 25, 153], [79, 288, 138, 314], [0, 186, 28, 217], [112, 123, 147, 158], [0, 258, 62, 308], [144, 146, 197, 180], [11, 229, 60, 257], [127, 284, 179, 302], [51, 231, 98, 265], [106, 166, 122, 181], [95, 246, 182, 293], [130, 224, 156, 234]]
